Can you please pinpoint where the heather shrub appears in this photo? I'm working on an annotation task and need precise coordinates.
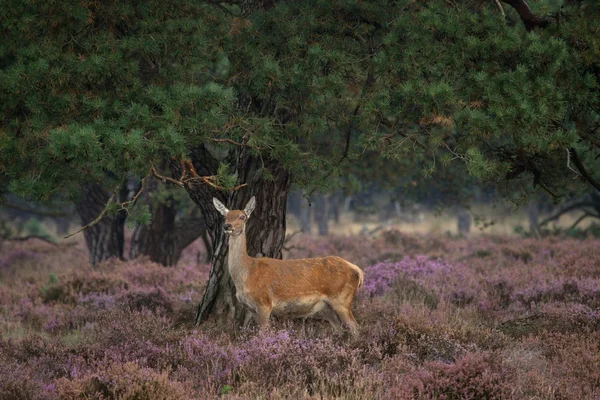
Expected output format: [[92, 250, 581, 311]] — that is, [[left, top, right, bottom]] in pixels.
[[515, 277, 600, 308], [117, 287, 174, 314], [497, 303, 600, 338], [537, 332, 600, 399], [0, 361, 48, 400], [226, 330, 382, 398], [0, 249, 42, 272], [404, 352, 511, 400], [56, 361, 192, 400], [41, 271, 128, 304], [2, 233, 600, 399]]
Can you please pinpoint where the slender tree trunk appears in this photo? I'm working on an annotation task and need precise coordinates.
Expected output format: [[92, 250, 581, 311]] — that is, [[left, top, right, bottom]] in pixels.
[[75, 183, 126, 266], [288, 189, 311, 234], [527, 199, 541, 239], [299, 196, 312, 234], [456, 206, 471, 236], [314, 194, 329, 236], [172, 145, 290, 326], [329, 191, 342, 224]]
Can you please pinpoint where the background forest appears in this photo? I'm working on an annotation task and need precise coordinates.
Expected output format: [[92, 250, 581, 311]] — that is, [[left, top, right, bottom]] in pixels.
[[1, 0, 600, 398]]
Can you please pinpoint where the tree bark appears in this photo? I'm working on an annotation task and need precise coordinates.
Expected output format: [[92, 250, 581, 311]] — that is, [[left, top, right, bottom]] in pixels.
[[75, 183, 126, 266], [456, 206, 472, 236], [314, 194, 329, 236], [527, 199, 541, 239], [501, 0, 551, 31], [129, 178, 208, 266], [172, 145, 290, 326]]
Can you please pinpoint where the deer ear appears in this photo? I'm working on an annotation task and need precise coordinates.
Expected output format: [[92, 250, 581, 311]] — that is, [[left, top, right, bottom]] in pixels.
[[212, 198, 229, 216], [244, 196, 256, 217]]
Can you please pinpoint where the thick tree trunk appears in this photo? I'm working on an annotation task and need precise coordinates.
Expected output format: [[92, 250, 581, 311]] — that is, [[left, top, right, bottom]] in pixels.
[[75, 183, 126, 266], [172, 145, 290, 326], [129, 178, 208, 266]]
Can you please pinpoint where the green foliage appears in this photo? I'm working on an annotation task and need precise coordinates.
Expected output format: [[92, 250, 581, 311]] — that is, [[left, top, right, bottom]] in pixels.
[[1, 0, 599, 207]]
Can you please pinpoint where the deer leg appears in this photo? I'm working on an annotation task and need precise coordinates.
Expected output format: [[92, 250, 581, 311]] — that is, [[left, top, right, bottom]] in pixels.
[[321, 303, 344, 334], [256, 305, 272, 330], [330, 303, 359, 337], [242, 310, 254, 329]]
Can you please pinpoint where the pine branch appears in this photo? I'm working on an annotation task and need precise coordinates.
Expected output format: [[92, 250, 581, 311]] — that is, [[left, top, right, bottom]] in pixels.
[[64, 191, 118, 239], [501, 0, 551, 31], [570, 148, 600, 192], [211, 138, 248, 147], [64, 173, 151, 239]]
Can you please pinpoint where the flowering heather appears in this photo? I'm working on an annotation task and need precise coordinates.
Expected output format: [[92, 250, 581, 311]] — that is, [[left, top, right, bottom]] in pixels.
[[1, 233, 600, 398]]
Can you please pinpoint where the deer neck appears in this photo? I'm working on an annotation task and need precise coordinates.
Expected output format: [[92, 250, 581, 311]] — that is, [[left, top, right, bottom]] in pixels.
[[227, 229, 251, 288]]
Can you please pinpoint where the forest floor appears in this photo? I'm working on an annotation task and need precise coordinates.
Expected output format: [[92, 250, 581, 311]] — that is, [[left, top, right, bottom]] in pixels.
[[1, 230, 599, 399]]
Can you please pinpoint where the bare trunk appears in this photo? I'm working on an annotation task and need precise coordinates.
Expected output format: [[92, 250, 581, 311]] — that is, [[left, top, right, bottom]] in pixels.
[[299, 196, 312, 234], [527, 199, 541, 239], [75, 183, 126, 266], [172, 145, 290, 326], [129, 178, 208, 266], [314, 194, 329, 236], [456, 206, 471, 236]]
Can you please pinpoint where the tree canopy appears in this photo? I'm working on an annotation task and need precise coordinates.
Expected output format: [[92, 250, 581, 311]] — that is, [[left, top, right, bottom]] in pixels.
[[1, 0, 599, 210]]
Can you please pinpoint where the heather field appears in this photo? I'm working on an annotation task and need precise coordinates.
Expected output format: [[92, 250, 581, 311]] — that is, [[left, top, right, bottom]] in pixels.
[[1, 232, 599, 399]]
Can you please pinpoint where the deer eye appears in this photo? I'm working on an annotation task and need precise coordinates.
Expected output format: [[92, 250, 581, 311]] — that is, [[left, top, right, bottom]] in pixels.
[[239, 215, 246, 220]]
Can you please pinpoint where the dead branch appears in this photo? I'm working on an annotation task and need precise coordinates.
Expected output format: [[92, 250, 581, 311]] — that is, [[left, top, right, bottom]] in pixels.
[[151, 166, 184, 187], [63, 191, 117, 239], [4, 235, 57, 246]]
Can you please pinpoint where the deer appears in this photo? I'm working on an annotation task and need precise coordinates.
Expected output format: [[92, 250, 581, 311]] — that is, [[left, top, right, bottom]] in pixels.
[[213, 196, 364, 336]]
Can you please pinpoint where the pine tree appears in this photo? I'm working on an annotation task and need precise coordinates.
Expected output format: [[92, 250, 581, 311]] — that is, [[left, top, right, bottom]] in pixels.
[[1, 0, 599, 324]]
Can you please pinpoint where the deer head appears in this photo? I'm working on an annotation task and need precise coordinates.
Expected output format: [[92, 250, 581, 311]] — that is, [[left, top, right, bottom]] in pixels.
[[213, 196, 256, 236]]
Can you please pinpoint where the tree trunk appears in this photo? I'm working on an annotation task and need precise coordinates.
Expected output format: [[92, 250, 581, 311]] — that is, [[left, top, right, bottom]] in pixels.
[[299, 195, 312, 234], [172, 145, 290, 326], [329, 191, 342, 224], [456, 206, 471, 236], [527, 199, 541, 239], [287, 189, 311, 234], [75, 183, 126, 266], [314, 194, 329, 236], [129, 178, 208, 266]]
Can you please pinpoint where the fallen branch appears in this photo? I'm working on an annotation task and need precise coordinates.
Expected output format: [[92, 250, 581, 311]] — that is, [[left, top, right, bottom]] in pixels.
[[4, 235, 57, 246]]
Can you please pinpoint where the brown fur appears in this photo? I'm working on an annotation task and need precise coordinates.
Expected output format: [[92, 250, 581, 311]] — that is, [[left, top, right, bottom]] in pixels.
[[214, 198, 363, 336]]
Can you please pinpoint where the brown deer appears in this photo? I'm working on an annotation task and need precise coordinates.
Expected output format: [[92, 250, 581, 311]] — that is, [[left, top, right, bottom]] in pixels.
[[213, 196, 363, 336]]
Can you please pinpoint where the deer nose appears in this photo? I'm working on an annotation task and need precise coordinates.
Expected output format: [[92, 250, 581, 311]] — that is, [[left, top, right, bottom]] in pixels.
[[223, 224, 232, 231]]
